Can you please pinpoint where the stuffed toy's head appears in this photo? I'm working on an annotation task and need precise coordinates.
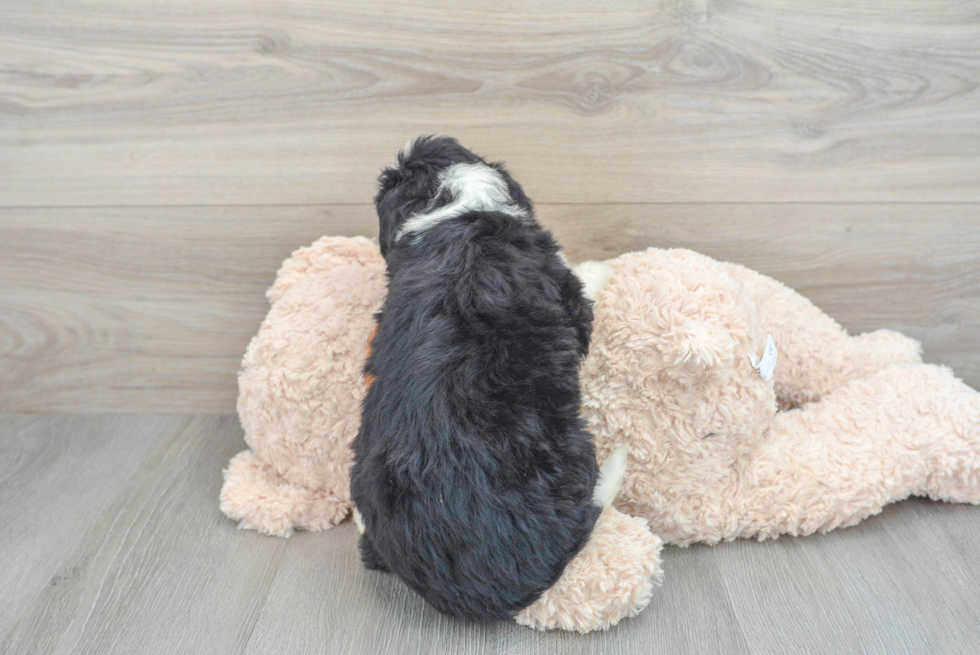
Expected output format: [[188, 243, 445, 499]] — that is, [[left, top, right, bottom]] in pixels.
[[578, 247, 979, 546], [221, 235, 664, 633], [581, 250, 778, 517]]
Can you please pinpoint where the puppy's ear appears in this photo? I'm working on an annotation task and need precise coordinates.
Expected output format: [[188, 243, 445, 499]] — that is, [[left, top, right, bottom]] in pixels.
[[375, 165, 431, 258], [659, 320, 734, 384], [375, 171, 402, 258], [375, 167, 402, 258]]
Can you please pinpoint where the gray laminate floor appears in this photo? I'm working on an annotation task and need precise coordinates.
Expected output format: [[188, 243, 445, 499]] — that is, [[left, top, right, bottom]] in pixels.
[[2, 413, 979, 654]]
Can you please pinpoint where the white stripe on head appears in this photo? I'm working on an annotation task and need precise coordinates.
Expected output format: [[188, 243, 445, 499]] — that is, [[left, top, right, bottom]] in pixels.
[[395, 162, 528, 241]]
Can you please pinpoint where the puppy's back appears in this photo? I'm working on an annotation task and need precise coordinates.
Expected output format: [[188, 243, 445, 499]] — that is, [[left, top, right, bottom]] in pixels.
[[352, 212, 602, 620]]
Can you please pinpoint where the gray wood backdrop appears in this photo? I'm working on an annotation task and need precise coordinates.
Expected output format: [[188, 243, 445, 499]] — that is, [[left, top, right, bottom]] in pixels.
[[2, 0, 979, 413]]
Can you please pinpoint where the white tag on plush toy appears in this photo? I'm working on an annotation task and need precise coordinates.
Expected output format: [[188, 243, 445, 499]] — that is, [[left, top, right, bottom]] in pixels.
[[749, 334, 778, 381]]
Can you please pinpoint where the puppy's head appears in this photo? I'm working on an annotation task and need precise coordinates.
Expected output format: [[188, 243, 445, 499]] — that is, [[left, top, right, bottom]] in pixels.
[[374, 135, 533, 257]]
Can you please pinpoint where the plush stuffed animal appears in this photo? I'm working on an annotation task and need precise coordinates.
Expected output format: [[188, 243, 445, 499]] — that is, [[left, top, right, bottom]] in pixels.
[[220, 236, 980, 629], [220, 236, 664, 633], [576, 249, 980, 545]]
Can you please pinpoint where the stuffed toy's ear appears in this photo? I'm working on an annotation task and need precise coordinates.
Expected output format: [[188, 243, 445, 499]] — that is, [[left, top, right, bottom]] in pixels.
[[660, 320, 734, 384]]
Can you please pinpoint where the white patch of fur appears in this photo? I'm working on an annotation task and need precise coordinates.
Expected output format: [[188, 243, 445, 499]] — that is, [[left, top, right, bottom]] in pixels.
[[395, 162, 527, 241], [593, 444, 629, 508], [573, 260, 616, 305], [352, 506, 366, 535]]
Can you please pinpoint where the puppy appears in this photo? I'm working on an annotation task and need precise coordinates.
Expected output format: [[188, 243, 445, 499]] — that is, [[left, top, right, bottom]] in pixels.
[[351, 136, 624, 621]]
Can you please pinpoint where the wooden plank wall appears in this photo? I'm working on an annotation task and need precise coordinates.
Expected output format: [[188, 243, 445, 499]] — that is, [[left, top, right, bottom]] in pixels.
[[1, 0, 978, 412]]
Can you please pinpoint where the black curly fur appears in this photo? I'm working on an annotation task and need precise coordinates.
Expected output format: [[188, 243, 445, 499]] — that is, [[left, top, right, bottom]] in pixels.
[[350, 136, 601, 621]]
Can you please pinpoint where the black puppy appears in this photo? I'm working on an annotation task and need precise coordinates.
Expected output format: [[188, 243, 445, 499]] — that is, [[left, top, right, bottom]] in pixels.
[[351, 136, 625, 621]]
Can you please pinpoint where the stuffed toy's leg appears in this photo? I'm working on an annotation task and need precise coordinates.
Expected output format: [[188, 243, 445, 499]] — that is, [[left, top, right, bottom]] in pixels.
[[221, 450, 354, 536], [738, 363, 980, 542], [721, 262, 922, 408], [514, 507, 663, 633]]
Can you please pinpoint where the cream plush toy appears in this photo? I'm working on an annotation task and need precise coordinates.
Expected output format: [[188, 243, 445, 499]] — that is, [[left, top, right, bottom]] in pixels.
[[221, 236, 980, 630], [577, 248, 980, 545]]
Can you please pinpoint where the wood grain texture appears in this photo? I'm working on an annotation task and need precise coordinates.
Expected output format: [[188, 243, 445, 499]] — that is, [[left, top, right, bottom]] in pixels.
[[1, 0, 979, 205], [0, 414, 174, 637], [0, 206, 375, 413], [2, 414, 980, 654], [713, 503, 980, 654], [2, 204, 978, 413], [0, 415, 290, 655]]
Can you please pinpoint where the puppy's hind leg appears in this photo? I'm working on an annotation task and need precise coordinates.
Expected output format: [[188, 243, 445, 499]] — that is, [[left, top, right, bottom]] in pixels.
[[358, 533, 390, 572], [592, 444, 629, 509]]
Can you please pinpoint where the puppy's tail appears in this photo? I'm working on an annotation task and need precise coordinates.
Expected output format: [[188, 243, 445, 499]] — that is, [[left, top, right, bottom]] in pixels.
[[592, 444, 629, 509]]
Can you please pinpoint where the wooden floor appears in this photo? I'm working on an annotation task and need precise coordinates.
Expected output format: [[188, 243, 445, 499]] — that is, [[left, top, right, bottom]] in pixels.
[[2, 414, 980, 654], [2, 0, 980, 652]]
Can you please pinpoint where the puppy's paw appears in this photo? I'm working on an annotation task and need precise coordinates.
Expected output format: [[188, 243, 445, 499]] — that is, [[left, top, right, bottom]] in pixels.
[[358, 534, 390, 572]]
